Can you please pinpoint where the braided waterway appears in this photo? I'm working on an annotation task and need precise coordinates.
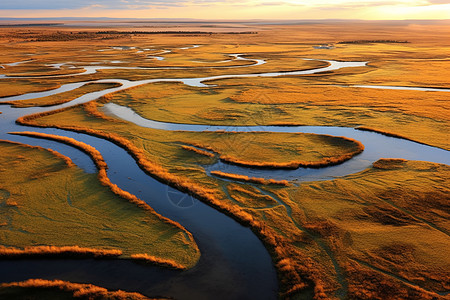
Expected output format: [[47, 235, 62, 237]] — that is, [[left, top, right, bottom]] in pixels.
[[0, 54, 449, 299]]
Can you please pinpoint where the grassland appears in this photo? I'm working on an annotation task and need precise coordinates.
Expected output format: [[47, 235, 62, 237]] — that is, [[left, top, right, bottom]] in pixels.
[[1, 22, 449, 299], [21, 96, 450, 299], [0, 140, 199, 268], [108, 78, 449, 150], [289, 159, 450, 299]]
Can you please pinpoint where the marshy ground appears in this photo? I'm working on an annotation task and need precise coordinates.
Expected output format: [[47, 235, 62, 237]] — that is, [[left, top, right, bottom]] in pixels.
[[0, 20, 449, 299]]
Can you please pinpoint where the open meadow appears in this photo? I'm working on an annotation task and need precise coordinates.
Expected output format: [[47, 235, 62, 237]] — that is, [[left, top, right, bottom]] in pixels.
[[0, 20, 449, 299]]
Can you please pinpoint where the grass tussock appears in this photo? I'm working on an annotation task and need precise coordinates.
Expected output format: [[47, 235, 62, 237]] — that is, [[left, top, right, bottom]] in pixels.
[[372, 158, 408, 169], [131, 253, 187, 270], [211, 170, 289, 186], [0, 279, 156, 300], [0, 245, 122, 259]]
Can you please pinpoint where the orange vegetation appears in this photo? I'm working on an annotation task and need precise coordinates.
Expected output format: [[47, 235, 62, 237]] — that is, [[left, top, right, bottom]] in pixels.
[[131, 254, 187, 270], [356, 126, 429, 146], [16, 112, 308, 295], [0, 139, 74, 167], [45, 148, 75, 167], [372, 158, 408, 169], [0, 245, 122, 258], [0, 279, 156, 300], [184, 133, 364, 170], [211, 170, 289, 186], [227, 184, 278, 208], [15, 106, 332, 297], [181, 145, 215, 158], [218, 138, 363, 169], [345, 260, 443, 300], [6, 23, 450, 298], [10, 131, 107, 170], [84, 97, 125, 123]]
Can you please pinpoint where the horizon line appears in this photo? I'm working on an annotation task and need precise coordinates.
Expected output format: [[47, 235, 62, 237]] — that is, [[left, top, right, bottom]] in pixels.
[[0, 17, 449, 22]]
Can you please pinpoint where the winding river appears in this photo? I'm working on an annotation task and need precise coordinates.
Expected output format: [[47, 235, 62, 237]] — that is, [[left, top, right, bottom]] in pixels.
[[0, 52, 449, 299]]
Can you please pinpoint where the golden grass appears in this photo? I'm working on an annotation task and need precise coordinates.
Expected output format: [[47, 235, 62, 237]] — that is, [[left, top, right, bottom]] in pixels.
[[187, 133, 364, 169], [23, 97, 450, 298], [2, 22, 450, 298], [0, 279, 158, 300], [0, 80, 61, 98], [220, 78, 450, 150], [107, 77, 449, 150], [356, 126, 429, 146], [344, 260, 442, 300], [16, 105, 315, 295], [131, 253, 187, 270], [9, 131, 198, 244], [287, 159, 450, 298], [0, 139, 74, 167], [0, 245, 122, 258], [0, 140, 199, 268]]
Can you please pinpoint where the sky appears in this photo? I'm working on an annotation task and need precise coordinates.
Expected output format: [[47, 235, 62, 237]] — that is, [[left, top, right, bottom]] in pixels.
[[1, 0, 449, 20]]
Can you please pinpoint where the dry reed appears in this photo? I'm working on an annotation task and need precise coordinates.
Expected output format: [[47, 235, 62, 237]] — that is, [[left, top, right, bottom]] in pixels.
[[181, 145, 215, 157], [0, 245, 122, 258], [131, 253, 186, 270], [211, 170, 290, 186], [0, 279, 155, 300]]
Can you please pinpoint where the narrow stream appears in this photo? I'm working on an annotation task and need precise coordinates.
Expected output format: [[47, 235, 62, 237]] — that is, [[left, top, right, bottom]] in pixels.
[[0, 54, 449, 299], [102, 103, 450, 181]]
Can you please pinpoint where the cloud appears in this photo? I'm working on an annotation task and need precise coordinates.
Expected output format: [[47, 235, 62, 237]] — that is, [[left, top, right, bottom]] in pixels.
[[1, 0, 447, 12], [0, 0, 297, 10], [426, 0, 450, 3], [0, 0, 187, 10]]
